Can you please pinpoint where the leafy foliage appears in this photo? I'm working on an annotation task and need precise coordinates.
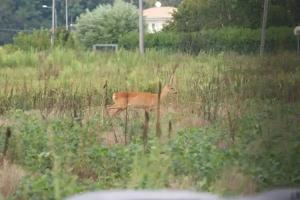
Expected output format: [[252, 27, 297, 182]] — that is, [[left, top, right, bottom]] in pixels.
[[75, 0, 138, 47], [169, 0, 300, 32], [119, 27, 295, 53], [119, 31, 180, 50], [9, 29, 76, 51], [170, 101, 300, 190], [2, 0, 180, 44], [12, 30, 50, 51], [170, 128, 235, 189]]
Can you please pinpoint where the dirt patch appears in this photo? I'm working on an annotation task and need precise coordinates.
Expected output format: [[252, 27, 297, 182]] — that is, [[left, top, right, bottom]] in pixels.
[[0, 119, 13, 127], [212, 167, 257, 195], [0, 160, 25, 199]]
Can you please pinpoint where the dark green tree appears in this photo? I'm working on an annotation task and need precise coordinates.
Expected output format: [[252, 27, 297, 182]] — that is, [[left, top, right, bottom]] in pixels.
[[169, 0, 300, 32]]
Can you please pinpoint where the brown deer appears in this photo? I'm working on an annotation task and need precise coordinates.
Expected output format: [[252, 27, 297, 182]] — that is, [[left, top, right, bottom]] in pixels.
[[107, 64, 179, 116]]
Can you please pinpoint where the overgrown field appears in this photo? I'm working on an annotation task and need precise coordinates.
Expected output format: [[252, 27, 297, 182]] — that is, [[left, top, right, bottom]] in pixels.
[[0, 48, 300, 199]]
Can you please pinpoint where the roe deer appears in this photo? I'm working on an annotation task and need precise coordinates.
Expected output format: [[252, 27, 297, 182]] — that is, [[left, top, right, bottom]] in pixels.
[[107, 84, 177, 116]]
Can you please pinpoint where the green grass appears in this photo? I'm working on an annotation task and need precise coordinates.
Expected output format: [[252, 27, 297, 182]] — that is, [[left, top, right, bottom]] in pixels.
[[0, 47, 299, 199]]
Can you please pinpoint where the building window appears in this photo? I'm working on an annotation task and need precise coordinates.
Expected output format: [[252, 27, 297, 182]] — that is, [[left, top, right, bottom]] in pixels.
[[152, 23, 156, 32]]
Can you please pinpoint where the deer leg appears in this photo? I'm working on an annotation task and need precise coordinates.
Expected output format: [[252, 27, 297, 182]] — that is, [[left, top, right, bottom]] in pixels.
[[107, 105, 126, 116]]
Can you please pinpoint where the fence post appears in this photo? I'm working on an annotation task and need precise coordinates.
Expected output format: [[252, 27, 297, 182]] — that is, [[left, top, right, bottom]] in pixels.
[[2, 128, 12, 162], [156, 81, 162, 138], [124, 81, 129, 144], [143, 111, 149, 151], [168, 120, 172, 139], [297, 36, 299, 54]]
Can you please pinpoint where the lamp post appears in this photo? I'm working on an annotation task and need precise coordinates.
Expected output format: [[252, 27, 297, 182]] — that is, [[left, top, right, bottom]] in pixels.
[[42, 5, 57, 28], [139, 0, 144, 54], [260, 0, 270, 56], [65, 0, 68, 31], [42, 1, 56, 47]]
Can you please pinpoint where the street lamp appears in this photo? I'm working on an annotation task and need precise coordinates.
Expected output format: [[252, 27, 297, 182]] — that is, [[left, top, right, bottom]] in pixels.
[[65, 0, 69, 31], [260, 0, 269, 56], [42, 5, 57, 29], [42, 1, 56, 47], [139, 0, 144, 54]]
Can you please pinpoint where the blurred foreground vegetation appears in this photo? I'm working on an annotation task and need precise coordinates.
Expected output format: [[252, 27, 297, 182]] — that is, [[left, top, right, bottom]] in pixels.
[[0, 48, 300, 199]]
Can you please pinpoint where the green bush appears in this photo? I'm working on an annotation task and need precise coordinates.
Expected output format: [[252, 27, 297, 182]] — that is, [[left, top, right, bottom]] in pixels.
[[12, 29, 50, 51], [170, 127, 235, 189], [169, 99, 300, 191], [119, 27, 295, 54], [145, 32, 180, 50], [119, 31, 180, 50], [118, 31, 139, 49], [55, 28, 76, 49], [75, 0, 138, 48], [10, 28, 76, 51], [0, 48, 39, 68], [235, 100, 300, 188], [13, 171, 88, 200]]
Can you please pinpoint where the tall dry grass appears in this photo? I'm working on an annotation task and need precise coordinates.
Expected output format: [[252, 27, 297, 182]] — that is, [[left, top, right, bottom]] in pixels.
[[0, 48, 299, 198], [0, 160, 25, 199]]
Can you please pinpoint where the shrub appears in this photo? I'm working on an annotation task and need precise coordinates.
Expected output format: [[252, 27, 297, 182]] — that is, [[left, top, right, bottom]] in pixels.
[[11, 28, 76, 51], [118, 31, 139, 49], [119, 27, 295, 54], [119, 31, 180, 50], [0, 48, 39, 68], [55, 28, 76, 49], [13, 171, 87, 200], [75, 0, 138, 48], [170, 128, 235, 190], [12, 29, 50, 51]]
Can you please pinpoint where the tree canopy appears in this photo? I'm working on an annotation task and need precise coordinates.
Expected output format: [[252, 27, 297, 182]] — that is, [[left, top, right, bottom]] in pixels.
[[0, 0, 182, 44], [75, 0, 138, 47], [169, 0, 300, 32]]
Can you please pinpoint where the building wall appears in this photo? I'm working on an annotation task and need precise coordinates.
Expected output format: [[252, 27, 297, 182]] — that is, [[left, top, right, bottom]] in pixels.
[[145, 18, 170, 33]]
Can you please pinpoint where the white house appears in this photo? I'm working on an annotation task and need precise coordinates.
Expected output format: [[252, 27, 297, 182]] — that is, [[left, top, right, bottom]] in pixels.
[[143, 6, 177, 33]]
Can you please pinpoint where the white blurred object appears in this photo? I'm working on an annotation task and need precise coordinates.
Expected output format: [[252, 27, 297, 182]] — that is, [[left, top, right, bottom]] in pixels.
[[66, 189, 300, 200], [155, 1, 162, 7], [294, 26, 300, 36]]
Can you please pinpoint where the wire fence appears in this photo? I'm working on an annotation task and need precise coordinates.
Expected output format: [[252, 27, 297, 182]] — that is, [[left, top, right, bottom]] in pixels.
[[0, 28, 33, 45]]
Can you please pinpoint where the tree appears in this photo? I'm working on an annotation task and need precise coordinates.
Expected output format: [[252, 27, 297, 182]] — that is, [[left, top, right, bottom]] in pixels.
[[123, 0, 182, 8], [75, 0, 138, 47], [143, 0, 182, 8], [170, 0, 214, 32], [169, 0, 300, 32], [0, 0, 114, 44], [0, 0, 51, 44]]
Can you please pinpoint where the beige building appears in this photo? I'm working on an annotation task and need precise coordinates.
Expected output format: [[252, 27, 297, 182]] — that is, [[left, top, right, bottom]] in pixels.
[[143, 6, 177, 33]]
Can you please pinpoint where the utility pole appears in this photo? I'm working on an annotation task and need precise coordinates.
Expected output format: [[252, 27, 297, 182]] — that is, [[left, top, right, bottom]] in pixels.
[[260, 0, 270, 56], [51, 0, 56, 47], [65, 0, 68, 30], [139, 0, 144, 54]]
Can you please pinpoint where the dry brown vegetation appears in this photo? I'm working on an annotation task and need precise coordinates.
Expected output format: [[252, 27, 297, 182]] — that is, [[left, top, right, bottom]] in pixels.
[[0, 49, 299, 199], [0, 160, 25, 199]]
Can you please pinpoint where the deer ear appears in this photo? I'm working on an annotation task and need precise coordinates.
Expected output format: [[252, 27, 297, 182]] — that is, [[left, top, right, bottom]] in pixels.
[[169, 75, 173, 85], [103, 80, 108, 88], [169, 64, 179, 85]]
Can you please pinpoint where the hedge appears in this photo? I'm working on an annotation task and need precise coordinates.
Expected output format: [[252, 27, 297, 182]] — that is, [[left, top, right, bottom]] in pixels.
[[11, 29, 76, 51], [118, 27, 296, 54]]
